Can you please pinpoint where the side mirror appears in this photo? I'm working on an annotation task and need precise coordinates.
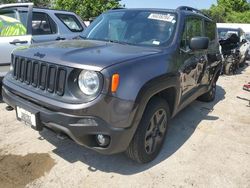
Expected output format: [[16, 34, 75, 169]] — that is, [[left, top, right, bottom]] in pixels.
[[189, 37, 209, 51]]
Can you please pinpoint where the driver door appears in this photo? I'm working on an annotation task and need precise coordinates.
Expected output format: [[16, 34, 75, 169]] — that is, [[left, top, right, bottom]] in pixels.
[[179, 17, 207, 104]]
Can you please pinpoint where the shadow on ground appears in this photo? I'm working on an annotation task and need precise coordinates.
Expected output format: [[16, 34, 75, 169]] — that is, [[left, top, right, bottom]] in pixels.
[[40, 86, 226, 175], [0, 96, 3, 103], [236, 61, 249, 75]]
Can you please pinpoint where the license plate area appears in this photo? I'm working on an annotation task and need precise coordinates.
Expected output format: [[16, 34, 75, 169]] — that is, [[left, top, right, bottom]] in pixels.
[[16, 106, 41, 130]]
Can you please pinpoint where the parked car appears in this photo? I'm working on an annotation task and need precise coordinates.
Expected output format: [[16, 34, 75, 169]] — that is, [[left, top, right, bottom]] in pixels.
[[246, 32, 250, 42], [246, 33, 250, 60], [247, 49, 250, 60], [217, 27, 249, 74], [0, 3, 86, 91], [2, 6, 222, 163], [219, 33, 241, 75]]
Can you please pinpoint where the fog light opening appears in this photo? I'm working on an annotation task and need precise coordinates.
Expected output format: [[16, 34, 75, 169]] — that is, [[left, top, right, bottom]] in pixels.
[[96, 134, 110, 147]]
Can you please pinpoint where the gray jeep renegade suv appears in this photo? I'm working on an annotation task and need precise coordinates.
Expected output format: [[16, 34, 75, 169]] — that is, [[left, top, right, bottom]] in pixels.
[[2, 6, 222, 163]]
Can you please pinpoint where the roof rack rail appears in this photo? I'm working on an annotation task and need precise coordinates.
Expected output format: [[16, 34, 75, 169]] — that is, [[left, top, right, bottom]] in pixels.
[[177, 6, 210, 18]]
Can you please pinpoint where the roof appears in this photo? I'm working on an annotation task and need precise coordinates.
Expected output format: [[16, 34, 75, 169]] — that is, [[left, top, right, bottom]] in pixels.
[[0, 3, 33, 9], [108, 8, 176, 13], [32, 7, 77, 14], [0, 3, 77, 15]]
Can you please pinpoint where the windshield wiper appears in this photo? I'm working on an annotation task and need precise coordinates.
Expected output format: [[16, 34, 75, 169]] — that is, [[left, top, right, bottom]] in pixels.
[[107, 39, 130, 45], [79, 36, 87, 39], [79, 37, 132, 45]]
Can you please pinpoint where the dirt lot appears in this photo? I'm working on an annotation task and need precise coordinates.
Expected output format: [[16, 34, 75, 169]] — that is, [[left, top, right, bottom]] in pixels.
[[0, 64, 250, 188]]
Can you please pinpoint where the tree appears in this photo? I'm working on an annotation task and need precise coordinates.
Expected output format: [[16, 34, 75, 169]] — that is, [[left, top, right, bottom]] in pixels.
[[226, 10, 250, 23], [203, 0, 250, 23], [0, 0, 16, 3], [31, 0, 51, 7], [217, 0, 250, 12], [54, 0, 123, 20]]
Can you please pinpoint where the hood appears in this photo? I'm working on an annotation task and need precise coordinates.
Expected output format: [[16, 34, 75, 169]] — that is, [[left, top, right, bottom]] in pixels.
[[14, 40, 162, 71]]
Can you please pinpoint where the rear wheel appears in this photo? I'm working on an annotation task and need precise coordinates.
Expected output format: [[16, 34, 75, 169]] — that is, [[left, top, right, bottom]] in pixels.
[[126, 97, 170, 163], [239, 57, 246, 68], [239, 61, 245, 68], [198, 80, 216, 102], [0, 81, 2, 100], [224, 62, 235, 75]]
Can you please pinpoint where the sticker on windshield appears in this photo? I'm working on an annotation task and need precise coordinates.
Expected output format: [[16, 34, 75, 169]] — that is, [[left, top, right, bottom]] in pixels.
[[152, 40, 160, 45], [148, 13, 174, 22]]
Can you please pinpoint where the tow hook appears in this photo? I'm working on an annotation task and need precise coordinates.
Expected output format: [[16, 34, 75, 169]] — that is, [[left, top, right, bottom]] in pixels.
[[5, 106, 14, 111]]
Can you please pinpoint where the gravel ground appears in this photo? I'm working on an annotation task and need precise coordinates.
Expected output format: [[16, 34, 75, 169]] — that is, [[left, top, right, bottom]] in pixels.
[[0, 63, 250, 188]]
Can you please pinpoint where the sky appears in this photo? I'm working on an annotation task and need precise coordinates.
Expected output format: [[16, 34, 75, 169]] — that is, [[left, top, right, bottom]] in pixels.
[[121, 0, 217, 10]]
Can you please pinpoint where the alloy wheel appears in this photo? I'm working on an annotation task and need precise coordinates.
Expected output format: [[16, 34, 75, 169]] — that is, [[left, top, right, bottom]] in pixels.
[[145, 108, 167, 154]]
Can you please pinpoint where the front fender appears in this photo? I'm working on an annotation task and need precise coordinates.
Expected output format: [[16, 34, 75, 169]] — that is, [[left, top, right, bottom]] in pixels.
[[101, 52, 179, 129]]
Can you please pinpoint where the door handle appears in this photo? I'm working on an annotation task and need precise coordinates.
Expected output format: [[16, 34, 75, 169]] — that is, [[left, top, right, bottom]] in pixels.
[[56, 37, 66, 41], [9, 40, 28, 45]]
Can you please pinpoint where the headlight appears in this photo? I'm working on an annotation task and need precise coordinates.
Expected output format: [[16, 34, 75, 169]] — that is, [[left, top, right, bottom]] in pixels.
[[78, 70, 100, 96]]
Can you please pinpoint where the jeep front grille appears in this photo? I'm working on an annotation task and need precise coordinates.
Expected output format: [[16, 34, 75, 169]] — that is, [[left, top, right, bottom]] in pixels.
[[12, 56, 66, 96]]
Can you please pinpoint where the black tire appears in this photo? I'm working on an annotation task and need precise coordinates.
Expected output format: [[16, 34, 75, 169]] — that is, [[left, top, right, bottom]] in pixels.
[[224, 62, 235, 75], [239, 56, 247, 68], [126, 97, 170, 163], [239, 62, 245, 68], [198, 80, 216, 102], [0, 82, 2, 101]]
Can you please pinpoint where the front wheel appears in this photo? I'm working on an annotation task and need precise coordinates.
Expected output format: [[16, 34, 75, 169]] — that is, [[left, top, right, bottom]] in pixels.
[[126, 97, 170, 163]]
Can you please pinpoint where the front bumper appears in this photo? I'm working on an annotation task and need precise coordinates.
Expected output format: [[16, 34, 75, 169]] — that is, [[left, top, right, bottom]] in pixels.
[[2, 85, 137, 154]]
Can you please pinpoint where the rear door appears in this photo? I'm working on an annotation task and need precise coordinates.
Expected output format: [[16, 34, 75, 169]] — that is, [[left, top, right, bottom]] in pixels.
[[203, 20, 221, 84], [0, 3, 33, 77]]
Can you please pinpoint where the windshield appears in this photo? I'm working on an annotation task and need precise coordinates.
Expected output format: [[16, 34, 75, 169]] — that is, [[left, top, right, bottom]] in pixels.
[[82, 10, 177, 47], [218, 28, 240, 40]]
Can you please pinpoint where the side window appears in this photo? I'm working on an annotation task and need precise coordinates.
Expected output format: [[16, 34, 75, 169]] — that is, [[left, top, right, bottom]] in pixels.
[[204, 21, 216, 41], [32, 12, 57, 35], [181, 17, 203, 50], [55, 13, 83, 32], [0, 9, 17, 19], [0, 9, 28, 37]]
